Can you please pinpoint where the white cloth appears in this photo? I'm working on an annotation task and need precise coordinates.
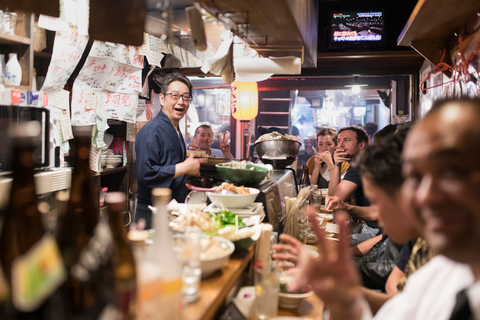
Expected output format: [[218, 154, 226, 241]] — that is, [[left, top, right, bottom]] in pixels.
[[467, 281, 480, 320], [360, 255, 475, 320]]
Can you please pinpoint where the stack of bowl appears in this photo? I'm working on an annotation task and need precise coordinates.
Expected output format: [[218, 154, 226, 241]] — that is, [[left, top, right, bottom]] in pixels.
[[105, 154, 122, 168]]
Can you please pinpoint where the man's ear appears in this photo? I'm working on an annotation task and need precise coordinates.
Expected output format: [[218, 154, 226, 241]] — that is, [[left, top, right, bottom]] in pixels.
[[159, 93, 165, 106], [359, 140, 367, 150]]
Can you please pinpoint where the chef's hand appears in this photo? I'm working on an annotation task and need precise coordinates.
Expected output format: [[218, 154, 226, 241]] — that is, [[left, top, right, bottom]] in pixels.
[[217, 133, 233, 158], [334, 148, 350, 165], [288, 208, 363, 320], [188, 134, 199, 150], [325, 195, 347, 211], [176, 154, 206, 177]]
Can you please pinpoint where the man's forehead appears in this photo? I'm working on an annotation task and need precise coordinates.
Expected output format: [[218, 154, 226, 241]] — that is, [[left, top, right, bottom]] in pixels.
[[339, 130, 356, 138], [197, 127, 213, 134], [404, 108, 479, 161], [167, 81, 189, 92]]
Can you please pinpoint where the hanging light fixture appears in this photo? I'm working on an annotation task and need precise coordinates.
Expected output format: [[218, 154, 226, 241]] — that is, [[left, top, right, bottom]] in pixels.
[[345, 75, 368, 94], [231, 81, 258, 121]]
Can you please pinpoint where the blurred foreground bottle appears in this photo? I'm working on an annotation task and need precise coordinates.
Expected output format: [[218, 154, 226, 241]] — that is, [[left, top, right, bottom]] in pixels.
[[105, 192, 137, 320], [0, 122, 66, 319], [151, 188, 183, 320], [56, 125, 117, 319]]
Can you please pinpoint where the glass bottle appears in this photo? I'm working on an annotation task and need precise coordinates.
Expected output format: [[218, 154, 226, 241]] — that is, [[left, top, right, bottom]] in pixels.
[[151, 188, 183, 320], [105, 192, 137, 320], [299, 163, 310, 189], [0, 122, 65, 319], [56, 125, 117, 319]]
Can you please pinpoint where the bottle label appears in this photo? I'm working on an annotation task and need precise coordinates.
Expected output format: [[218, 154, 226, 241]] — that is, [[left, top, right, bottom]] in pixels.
[[161, 278, 183, 320], [137, 278, 163, 320], [70, 218, 113, 282], [11, 234, 67, 312]]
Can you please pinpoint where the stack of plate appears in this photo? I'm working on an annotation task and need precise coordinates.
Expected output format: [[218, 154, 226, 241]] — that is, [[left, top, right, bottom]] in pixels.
[[105, 154, 122, 168]]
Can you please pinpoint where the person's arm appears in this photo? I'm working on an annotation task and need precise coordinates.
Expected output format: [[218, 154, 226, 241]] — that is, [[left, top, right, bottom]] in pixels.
[[310, 155, 323, 185], [326, 196, 378, 221], [360, 287, 394, 315], [174, 154, 203, 178], [352, 235, 383, 257], [385, 266, 404, 295], [328, 148, 350, 195]]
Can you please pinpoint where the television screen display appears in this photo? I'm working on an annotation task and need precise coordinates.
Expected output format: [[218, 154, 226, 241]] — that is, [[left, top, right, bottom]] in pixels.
[[330, 11, 385, 48]]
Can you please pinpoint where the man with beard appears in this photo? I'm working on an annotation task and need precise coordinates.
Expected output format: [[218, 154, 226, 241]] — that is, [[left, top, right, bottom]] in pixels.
[[328, 125, 379, 244]]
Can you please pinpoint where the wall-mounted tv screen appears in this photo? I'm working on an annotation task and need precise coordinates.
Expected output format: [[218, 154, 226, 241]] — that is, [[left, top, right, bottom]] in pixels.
[[329, 11, 385, 49]]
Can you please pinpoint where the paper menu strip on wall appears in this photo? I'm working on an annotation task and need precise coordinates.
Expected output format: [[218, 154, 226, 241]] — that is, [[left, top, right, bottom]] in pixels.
[[41, 27, 88, 93], [60, 109, 74, 141], [48, 89, 70, 110]]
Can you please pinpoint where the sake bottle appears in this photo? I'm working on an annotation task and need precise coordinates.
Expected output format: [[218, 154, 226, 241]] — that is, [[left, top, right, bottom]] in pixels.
[[4, 53, 22, 87], [151, 188, 183, 320], [105, 192, 137, 320], [0, 122, 65, 319], [56, 125, 117, 319]]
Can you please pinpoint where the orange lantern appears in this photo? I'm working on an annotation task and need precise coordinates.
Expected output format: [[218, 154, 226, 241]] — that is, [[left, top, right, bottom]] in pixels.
[[231, 81, 258, 121]]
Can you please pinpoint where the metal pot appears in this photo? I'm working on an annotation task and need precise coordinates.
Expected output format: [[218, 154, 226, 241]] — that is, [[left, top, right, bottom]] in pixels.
[[254, 139, 301, 167]]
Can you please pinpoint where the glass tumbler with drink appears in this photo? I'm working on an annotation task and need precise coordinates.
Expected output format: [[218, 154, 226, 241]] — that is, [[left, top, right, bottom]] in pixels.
[[253, 261, 279, 320]]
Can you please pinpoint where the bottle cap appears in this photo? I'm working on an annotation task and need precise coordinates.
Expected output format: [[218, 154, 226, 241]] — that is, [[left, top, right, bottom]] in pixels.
[[105, 192, 127, 211], [152, 188, 172, 203]]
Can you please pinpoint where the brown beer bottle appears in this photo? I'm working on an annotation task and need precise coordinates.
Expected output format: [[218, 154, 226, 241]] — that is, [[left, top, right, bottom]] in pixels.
[[0, 122, 65, 319], [105, 192, 137, 320], [56, 125, 117, 319]]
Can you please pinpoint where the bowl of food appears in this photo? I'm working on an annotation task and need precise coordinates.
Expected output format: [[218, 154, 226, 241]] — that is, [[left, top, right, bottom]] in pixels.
[[278, 272, 314, 309], [278, 290, 314, 309], [215, 162, 270, 186], [199, 236, 235, 277], [206, 185, 260, 209], [255, 132, 301, 168]]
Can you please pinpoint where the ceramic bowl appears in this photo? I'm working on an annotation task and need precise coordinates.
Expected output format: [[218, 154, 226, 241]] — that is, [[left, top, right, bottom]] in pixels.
[[278, 290, 314, 309], [215, 163, 269, 186], [206, 187, 260, 209], [199, 237, 235, 277]]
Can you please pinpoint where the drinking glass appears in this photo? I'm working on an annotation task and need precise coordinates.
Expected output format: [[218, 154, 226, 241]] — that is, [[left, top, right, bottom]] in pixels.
[[173, 227, 202, 303], [312, 189, 322, 211], [253, 263, 279, 320]]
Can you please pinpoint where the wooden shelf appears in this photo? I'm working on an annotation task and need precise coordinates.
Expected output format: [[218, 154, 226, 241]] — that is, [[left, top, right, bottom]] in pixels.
[[397, 0, 480, 68], [99, 166, 127, 176], [0, 33, 31, 45], [34, 51, 52, 59]]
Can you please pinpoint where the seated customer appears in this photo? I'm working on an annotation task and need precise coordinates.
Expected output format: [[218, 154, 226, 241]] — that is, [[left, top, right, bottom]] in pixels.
[[189, 124, 233, 158], [307, 128, 349, 188], [284, 98, 480, 320]]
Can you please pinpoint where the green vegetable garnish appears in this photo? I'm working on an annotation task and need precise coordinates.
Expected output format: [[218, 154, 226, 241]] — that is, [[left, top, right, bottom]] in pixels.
[[217, 210, 245, 228]]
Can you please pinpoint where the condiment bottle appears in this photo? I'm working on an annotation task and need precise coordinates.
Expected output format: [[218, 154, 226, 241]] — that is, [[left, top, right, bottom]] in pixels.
[[56, 125, 117, 319], [0, 122, 65, 319], [151, 188, 183, 320], [105, 192, 137, 320]]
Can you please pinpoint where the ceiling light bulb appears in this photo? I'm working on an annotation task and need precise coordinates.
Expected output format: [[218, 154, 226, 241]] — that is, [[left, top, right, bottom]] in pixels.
[[352, 85, 361, 94]]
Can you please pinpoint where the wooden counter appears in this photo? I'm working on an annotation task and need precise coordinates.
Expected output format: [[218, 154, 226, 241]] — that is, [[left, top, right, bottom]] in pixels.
[[184, 247, 255, 320], [276, 294, 324, 319]]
